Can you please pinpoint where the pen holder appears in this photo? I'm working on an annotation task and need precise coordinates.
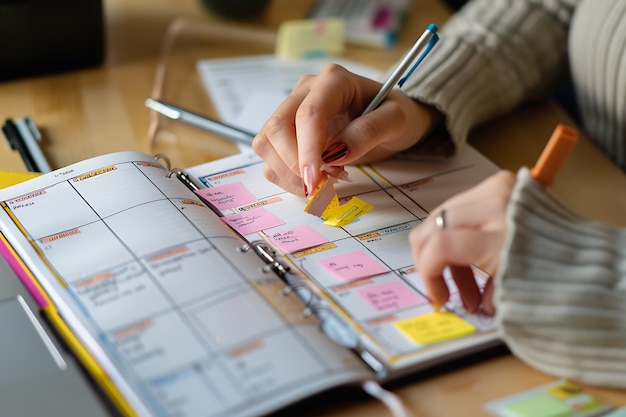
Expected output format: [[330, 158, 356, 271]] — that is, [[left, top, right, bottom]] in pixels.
[[0, 0, 104, 81], [200, 0, 271, 19]]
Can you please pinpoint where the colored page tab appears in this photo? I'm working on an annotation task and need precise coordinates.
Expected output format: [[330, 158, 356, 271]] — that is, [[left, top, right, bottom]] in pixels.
[[221, 207, 285, 235], [357, 281, 427, 312], [323, 196, 373, 227], [319, 250, 387, 281], [304, 176, 372, 227], [395, 311, 476, 344], [195, 182, 257, 210], [266, 225, 329, 253]]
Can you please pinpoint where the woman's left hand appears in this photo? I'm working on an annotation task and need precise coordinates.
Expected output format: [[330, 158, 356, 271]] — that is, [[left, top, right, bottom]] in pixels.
[[409, 170, 517, 314]]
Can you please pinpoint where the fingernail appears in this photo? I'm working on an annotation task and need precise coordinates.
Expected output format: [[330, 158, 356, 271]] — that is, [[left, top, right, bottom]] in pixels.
[[321, 142, 349, 163], [303, 166, 312, 197]]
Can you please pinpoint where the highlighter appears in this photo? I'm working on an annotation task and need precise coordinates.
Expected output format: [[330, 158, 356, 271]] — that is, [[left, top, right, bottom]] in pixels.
[[530, 124, 579, 186]]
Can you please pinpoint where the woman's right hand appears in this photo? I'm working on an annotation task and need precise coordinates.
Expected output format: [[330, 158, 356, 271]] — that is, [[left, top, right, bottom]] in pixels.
[[252, 64, 443, 197]]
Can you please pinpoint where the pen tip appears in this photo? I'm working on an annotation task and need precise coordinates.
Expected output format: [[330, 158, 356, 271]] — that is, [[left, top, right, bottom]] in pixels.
[[427, 23, 438, 32]]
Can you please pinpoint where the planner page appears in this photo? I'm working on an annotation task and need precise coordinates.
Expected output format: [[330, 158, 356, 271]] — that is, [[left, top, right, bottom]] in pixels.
[[0, 151, 373, 417], [186, 145, 502, 379]]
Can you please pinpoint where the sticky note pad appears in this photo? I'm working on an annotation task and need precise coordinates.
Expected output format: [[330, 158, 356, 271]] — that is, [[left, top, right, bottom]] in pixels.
[[484, 380, 615, 417], [276, 18, 345, 59], [502, 393, 574, 417], [394, 312, 476, 344]]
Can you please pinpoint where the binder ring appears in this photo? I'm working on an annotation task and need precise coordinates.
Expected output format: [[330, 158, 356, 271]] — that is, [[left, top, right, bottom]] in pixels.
[[154, 153, 172, 171]]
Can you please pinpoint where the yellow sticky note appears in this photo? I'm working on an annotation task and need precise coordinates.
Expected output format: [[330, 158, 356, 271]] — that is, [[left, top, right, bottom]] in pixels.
[[276, 18, 345, 59], [394, 312, 476, 344], [323, 197, 373, 227]]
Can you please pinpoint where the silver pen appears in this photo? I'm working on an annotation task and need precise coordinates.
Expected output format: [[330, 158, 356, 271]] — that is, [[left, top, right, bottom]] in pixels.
[[145, 98, 256, 147], [361, 23, 439, 116]]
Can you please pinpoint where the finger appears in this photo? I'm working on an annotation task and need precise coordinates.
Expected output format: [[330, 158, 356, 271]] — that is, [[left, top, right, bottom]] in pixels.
[[330, 94, 421, 163], [481, 277, 495, 315], [448, 265, 482, 313], [412, 229, 504, 307], [263, 164, 307, 197], [296, 65, 380, 190]]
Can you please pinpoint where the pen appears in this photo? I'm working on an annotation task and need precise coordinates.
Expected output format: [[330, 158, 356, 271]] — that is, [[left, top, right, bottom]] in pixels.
[[15, 116, 52, 174], [145, 98, 256, 147], [360, 23, 439, 115], [320, 23, 439, 164], [2, 118, 38, 172], [531, 124, 578, 186]]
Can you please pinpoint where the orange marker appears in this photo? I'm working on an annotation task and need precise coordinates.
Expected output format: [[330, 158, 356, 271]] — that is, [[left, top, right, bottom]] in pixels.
[[530, 124, 579, 186]]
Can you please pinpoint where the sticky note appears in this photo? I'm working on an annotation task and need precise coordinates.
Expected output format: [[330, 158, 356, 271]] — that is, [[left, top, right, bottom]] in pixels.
[[502, 393, 573, 417], [195, 182, 257, 210], [221, 207, 285, 235], [305, 177, 339, 217], [485, 380, 615, 417], [323, 197, 373, 227], [358, 281, 427, 312], [276, 18, 345, 59], [319, 250, 388, 281], [394, 312, 476, 344], [304, 177, 372, 227], [266, 225, 329, 253]]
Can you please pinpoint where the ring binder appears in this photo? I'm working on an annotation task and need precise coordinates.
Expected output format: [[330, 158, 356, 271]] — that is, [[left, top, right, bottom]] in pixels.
[[240, 240, 387, 376], [0, 149, 501, 417]]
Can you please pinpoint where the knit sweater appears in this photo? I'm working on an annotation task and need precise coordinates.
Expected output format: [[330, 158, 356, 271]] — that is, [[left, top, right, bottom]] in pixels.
[[402, 0, 626, 388]]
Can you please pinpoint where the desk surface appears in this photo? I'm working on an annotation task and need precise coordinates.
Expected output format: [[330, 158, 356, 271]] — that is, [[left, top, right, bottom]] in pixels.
[[1, 0, 625, 416]]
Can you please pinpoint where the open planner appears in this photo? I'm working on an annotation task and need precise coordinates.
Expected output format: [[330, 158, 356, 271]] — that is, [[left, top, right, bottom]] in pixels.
[[0, 145, 501, 417]]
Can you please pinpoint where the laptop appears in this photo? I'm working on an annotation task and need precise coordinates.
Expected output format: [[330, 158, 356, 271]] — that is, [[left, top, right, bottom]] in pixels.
[[0, 253, 114, 417]]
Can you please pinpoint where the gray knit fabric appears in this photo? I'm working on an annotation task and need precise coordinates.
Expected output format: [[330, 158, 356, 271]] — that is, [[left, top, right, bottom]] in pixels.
[[496, 168, 626, 388], [402, 0, 626, 170], [399, 0, 626, 387]]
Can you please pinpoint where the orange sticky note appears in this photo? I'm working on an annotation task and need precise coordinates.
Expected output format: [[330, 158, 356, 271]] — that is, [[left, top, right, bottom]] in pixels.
[[530, 124, 578, 186]]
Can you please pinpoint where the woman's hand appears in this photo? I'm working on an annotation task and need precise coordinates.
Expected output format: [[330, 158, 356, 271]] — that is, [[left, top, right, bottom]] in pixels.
[[252, 64, 442, 197], [409, 170, 517, 314]]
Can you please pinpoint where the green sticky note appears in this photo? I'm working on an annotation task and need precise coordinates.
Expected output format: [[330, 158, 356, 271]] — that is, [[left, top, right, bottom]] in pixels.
[[503, 393, 573, 417]]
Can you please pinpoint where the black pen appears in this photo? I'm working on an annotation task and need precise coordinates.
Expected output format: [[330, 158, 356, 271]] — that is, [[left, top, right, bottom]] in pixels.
[[2, 118, 38, 172]]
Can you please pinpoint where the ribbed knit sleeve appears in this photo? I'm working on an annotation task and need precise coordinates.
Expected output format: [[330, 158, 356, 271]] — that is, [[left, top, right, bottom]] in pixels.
[[400, 0, 577, 152], [494, 168, 626, 388]]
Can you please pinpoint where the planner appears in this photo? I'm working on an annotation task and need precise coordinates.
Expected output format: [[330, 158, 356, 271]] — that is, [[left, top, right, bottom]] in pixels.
[[0, 145, 500, 417]]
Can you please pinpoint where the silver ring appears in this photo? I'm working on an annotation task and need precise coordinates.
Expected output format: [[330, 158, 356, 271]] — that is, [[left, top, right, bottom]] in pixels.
[[435, 209, 447, 230]]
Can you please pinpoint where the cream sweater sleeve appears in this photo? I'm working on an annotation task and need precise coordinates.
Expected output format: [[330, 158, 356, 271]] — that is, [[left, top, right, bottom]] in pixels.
[[495, 168, 626, 389], [401, 0, 578, 152]]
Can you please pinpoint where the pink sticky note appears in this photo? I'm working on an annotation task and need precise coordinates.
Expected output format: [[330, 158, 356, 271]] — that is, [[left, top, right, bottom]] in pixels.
[[221, 207, 285, 235], [195, 182, 257, 210], [266, 225, 329, 254], [319, 250, 388, 281], [357, 281, 427, 312]]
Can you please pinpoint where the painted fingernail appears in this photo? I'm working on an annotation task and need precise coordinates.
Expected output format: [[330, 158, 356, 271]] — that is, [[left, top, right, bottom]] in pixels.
[[303, 166, 312, 197], [321, 142, 349, 163]]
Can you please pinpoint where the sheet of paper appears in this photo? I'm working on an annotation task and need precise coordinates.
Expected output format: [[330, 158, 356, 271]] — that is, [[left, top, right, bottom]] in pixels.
[[196, 55, 383, 137]]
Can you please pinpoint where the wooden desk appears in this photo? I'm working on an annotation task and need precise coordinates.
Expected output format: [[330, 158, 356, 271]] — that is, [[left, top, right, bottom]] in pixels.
[[1, 0, 624, 416]]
